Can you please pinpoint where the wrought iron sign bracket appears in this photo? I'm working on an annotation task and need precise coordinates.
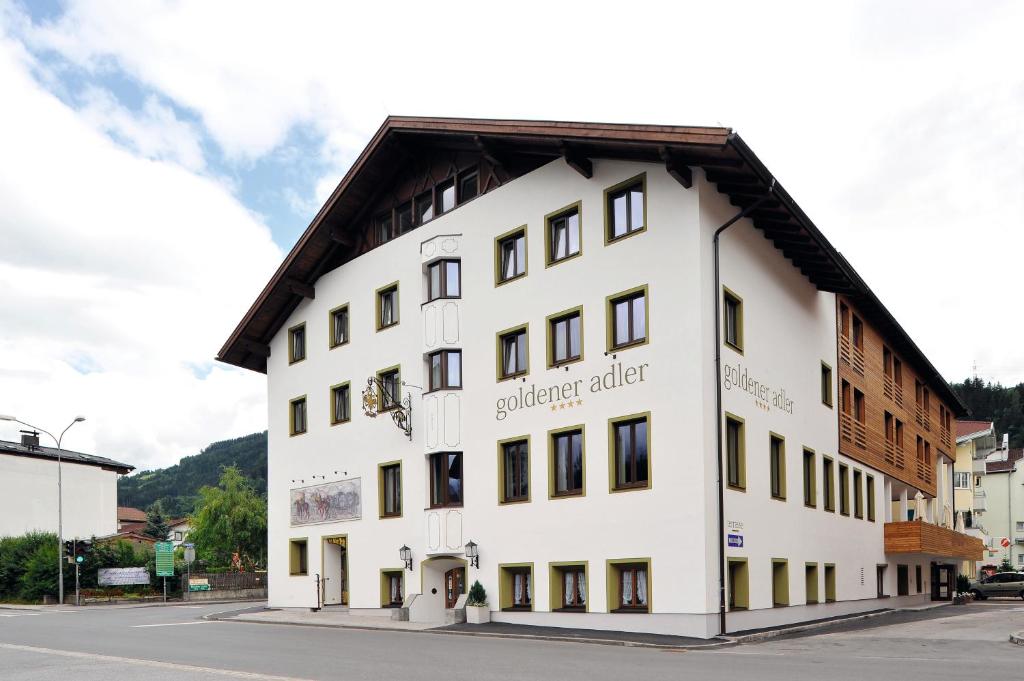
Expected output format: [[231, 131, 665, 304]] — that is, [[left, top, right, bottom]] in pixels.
[[362, 376, 413, 440]]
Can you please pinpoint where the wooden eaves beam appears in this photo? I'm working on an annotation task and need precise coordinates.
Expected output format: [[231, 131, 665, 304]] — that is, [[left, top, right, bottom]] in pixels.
[[239, 338, 271, 358], [660, 147, 692, 188], [561, 144, 593, 178], [284, 277, 315, 299]]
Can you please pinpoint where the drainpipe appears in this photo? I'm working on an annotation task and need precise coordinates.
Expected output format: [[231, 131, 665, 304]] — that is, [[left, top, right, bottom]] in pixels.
[[713, 178, 775, 636]]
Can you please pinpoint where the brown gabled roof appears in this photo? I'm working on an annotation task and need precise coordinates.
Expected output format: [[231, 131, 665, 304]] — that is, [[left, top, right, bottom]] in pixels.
[[117, 506, 147, 522], [986, 449, 1023, 474], [0, 439, 134, 474], [957, 420, 994, 439], [215, 116, 967, 416]]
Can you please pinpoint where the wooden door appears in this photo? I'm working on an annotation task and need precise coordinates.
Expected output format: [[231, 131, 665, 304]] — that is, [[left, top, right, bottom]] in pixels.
[[444, 567, 465, 608]]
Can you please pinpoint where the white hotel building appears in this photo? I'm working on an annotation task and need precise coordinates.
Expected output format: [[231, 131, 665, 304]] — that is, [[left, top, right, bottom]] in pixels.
[[219, 117, 981, 637]]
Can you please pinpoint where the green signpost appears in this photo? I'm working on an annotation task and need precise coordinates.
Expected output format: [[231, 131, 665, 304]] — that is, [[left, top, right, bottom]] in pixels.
[[155, 541, 174, 602]]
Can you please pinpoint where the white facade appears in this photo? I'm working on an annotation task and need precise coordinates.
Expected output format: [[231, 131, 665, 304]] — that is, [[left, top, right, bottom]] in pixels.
[[0, 450, 121, 540], [261, 154, 942, 638]]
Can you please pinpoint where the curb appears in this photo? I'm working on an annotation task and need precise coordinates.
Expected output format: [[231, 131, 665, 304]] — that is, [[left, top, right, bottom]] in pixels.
[[724, 603, 953, 644], [205, 611, 732, 651], [1011, 631, 1024, 646]]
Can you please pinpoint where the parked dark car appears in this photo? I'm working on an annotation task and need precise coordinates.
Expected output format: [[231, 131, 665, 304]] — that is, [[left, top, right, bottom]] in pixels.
[[969, 572, 1024, 599]]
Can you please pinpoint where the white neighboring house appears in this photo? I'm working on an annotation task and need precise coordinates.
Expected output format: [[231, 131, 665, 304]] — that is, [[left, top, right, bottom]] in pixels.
[[217, 117, 980, 638], [168, 518, 191, 546], [0, 433, 134, 540]]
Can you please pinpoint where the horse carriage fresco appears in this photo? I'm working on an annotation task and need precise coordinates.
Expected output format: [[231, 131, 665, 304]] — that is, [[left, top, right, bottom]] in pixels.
[[290, 478, 362, 526]]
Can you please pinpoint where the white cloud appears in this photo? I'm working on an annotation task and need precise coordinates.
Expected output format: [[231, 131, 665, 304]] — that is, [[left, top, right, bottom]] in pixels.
[[0, 26, 281, 470]]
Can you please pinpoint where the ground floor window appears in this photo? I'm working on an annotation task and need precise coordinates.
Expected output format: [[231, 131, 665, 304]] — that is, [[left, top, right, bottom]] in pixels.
[[289, 539, 308, 576], [915, 564, 922, 593], [499, 564, 533, 611], [772, 559, 789, 607], [805, 563, 818, 604], [381, 570, 403, 607], [608, 560, 650, 612], [824, 564, 836, 602], [551, 564, 587, 611], [876, 564, 887, 597], [727, 558, 749, 610]]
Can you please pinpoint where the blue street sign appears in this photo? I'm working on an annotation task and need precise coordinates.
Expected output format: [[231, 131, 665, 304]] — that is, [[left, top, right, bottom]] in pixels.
[[727, 534, 744, 548]]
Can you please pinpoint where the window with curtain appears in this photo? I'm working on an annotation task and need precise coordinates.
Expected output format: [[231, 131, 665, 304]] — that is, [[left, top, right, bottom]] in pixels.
[[507, 568, 532, 610], [613, 417, 649, 490], [289, 324, 306, 363], [723, 290, 742, 351], [726, 417, 744, 490], [549, 310, 581, 366], [502, 440, 529, 502], [499, 327, 528, 379], [548, 207, 580, 263], [610, 290, 646, 349], [378, 285, 399, 329], [378, 369, 400, 410], [498, 230, 526, 282], [330, 306, 349, 348], [552, 429, 584, 496], [559, 567, 586, 610], [607, 180, 644, 240], [429, 452, 463, 508], [380, 464, 401, 517], [618, 564, 648, 611], [331, 384, 350, 424], [290, 397, 307, 435], [427, 350, 462, 392], [386, 572, 403, 606]]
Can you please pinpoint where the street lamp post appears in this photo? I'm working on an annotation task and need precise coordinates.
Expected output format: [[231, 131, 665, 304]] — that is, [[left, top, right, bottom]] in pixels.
[[0, 414, 86, 605]]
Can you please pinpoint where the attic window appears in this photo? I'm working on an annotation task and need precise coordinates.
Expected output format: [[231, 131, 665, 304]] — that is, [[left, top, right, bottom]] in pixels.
[[415, 191, 434, 225], [438, 179, 456, 214], [458, 169, 479, 202]]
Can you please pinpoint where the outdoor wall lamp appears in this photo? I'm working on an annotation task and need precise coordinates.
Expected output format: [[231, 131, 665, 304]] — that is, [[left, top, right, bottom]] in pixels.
[[465, 540, 479, 568], [399, 545, 413, 571]]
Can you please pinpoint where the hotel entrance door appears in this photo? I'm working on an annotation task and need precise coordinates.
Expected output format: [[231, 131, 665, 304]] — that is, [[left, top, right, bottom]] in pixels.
[[322, 536, 348, 606], [444, 567, 465, 608], [931, 563, 953, 601]]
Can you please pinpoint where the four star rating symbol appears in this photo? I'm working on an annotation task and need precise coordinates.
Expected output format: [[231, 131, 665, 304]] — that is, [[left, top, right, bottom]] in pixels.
[[550, 399, 584, 412]]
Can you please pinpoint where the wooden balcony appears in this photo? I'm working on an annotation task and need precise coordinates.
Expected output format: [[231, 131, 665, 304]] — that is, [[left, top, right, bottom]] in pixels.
[[839, 335, 865, 376], [884, 519, 984, 561]]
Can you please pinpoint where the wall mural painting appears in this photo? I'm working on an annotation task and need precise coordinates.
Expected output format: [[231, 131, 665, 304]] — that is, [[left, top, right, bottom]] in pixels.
[[290, 478, 361, 526]]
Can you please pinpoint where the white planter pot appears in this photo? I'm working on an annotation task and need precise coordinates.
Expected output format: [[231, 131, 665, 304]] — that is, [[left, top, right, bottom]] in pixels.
[[465, 605, 490, 624]]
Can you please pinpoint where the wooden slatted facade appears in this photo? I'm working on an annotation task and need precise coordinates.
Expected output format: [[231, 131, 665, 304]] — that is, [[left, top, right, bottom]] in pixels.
[[883, 519, 984, 561], [836, 295, 956, 496]]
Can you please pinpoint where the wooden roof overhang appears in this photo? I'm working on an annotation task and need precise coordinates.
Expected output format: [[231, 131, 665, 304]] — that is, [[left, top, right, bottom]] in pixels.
[[216, 117, 966, 416]]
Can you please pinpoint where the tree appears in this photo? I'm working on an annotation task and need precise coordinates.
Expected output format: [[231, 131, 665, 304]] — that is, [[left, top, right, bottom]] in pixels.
[[143, 502, 170, 540], [999, 557, 1013, 572], [188, 466, 267, 569]]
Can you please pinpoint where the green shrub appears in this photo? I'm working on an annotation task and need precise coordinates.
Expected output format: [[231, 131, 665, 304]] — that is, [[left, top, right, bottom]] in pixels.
[[467, 580, 487, 606], [956, 574, 971, 593]]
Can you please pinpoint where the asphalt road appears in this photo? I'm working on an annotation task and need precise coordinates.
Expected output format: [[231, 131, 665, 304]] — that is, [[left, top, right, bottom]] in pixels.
[[1, 600, 1022, 680]]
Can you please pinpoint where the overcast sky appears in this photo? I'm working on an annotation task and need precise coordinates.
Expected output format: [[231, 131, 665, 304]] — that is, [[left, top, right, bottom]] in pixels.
[[1, 0, 1021, 471]]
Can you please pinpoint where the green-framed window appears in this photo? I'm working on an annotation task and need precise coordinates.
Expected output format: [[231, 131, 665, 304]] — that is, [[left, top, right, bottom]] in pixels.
[[376, 282, 399, 330], [289, 396, 307, 436], [606, 285, 648, 351], [545, 202, 582, 266], [289, 538, 308, 575], [547, 306, 583, 367], [330, 382, 350, 425], [376, 366, 401, 411], [824, 563, 836, 602], [805, 563, 819, 604], [380, 569, 404, 607], [802, 448, 817, 508], [610, 413, 650, 491], [823, 456, 836, 512], [772, 559, 789, 607], [288, 323, 306, 364], [727, 558, 749, 611], [838, 463, 850, 515], [605, 173, 646, 243], [607, 558, 651, 613], [723, 287, 743, 352], [329, 304, 349, 349], [549, 425, 585, 498], [498, 437, 530, 503], [821, 362, 833, 407], [725, 414, 746, 491], [770, 433, 786, 501], [853, 469, 864, 519], [498, 563, 534, 611], [866, 474, 876, 521], [495, 226, 527, 285], [378, 461, 402, 518], [549, 562, 588, 611], [496, 324, 529, 380]]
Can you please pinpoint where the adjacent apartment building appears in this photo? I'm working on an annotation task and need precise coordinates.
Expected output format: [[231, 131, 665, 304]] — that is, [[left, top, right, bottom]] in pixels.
[[218, 117, 982, 637], [0, 434, 134, 539]]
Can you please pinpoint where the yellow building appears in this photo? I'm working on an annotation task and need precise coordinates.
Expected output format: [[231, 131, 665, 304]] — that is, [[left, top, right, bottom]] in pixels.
[[954, 420, 996, 576]]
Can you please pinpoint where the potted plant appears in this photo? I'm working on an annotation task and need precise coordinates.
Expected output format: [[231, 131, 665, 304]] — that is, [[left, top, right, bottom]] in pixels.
[[465, 580, 490, 624], [953, 574, 972, 605]]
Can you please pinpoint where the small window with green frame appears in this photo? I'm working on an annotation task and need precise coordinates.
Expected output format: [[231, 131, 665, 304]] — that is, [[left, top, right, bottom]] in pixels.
[[498, 564, 534, 611], [330, 382, 350, 425], [547, 306, 583, 367], [378, 461, 402, 518], [289, 538, 308, 576], [549, 425, 585, 498], [288, 322, 306, 364], [496, 323, 529, 381], [769, 433, 786, 500], [802, 448, 817, 508], [376, 366, 401, 411], [329, 304, 349, 349], [289, 396, 307, 436], [822, 456, 836, 512], [550, 562, 588, 611], [725, 414, 745, 491], [376, 282, 399, 330], [722, 287, 743, 352], [545, 202, 582, 266], [607, 559, 650, 613], [727, 558, 748, 611], [609, 412, 650, 492], [498, 436, 530, 504], [866, 474, 876, 521], [838, 463, 850, 515], [494, 226, 527, 285], [606, 285, 648, 351], [605, 173, 646, 243], [820, 361, 833, 407]]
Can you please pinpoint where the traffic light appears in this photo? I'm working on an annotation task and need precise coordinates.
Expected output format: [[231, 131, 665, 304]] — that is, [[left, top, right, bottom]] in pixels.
[[63, 540, 74, 559], [75, 539, 91, 559]]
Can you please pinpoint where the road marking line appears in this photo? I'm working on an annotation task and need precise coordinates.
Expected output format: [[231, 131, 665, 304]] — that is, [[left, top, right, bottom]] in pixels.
[[131, 621, 217, 627], [0, 642, 314, 680], [0, 613, 40, 617]]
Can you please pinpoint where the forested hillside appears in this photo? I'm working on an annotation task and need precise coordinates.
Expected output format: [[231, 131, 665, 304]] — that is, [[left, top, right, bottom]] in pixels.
[[117, 432, 267, 516], [952, 378, 1024, 447]]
